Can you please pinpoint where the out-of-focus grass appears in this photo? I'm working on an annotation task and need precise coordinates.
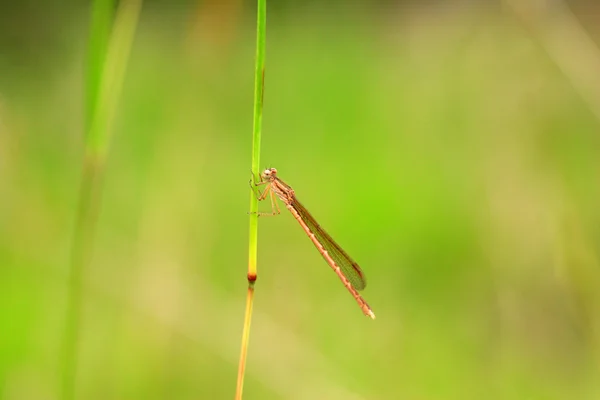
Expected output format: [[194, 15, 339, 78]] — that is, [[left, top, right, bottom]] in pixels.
[[2, 4, 600, 400], [60, 1, 115, 399], [60, 0, 140, 399]]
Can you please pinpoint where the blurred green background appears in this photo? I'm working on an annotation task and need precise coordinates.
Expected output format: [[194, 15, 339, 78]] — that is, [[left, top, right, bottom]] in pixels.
[[2, 1, 600, 399]]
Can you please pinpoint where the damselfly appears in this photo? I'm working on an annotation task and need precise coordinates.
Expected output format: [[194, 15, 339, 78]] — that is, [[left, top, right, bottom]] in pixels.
[[251, 168, 375, 319]]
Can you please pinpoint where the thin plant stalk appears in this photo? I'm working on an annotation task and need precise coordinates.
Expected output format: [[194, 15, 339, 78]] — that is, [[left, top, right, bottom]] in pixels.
[[60, 1, 141, 398], [236, 0, 266, 398]]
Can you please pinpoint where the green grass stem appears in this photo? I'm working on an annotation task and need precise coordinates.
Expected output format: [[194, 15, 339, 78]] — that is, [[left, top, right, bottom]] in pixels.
[[60, 1, 141, 398], [236, 0, 266, 398]]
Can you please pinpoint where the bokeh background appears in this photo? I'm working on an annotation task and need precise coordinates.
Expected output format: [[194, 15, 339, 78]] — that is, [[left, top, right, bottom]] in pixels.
[[2, 0, 600, 399]]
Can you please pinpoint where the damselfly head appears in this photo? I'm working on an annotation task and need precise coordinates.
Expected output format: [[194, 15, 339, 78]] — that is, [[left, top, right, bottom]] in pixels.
[[262, 168, 278, 179]]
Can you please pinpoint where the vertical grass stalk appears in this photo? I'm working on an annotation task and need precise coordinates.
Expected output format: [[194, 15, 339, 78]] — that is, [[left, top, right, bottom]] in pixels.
[[236, 0, 266, 399], [60, 0, 141, 398]]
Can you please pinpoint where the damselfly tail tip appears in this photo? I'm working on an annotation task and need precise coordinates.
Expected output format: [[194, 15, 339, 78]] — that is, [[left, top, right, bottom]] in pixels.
[[367, 310, 376, 319]]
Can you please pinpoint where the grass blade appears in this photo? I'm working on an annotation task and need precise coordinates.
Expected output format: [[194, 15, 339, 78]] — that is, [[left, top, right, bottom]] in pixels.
[[236, 0, 266, 398], [60, 1, 142, 398]]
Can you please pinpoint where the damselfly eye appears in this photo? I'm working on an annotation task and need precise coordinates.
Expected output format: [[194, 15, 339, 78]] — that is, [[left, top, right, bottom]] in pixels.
[[263, 168, 277, 177]]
